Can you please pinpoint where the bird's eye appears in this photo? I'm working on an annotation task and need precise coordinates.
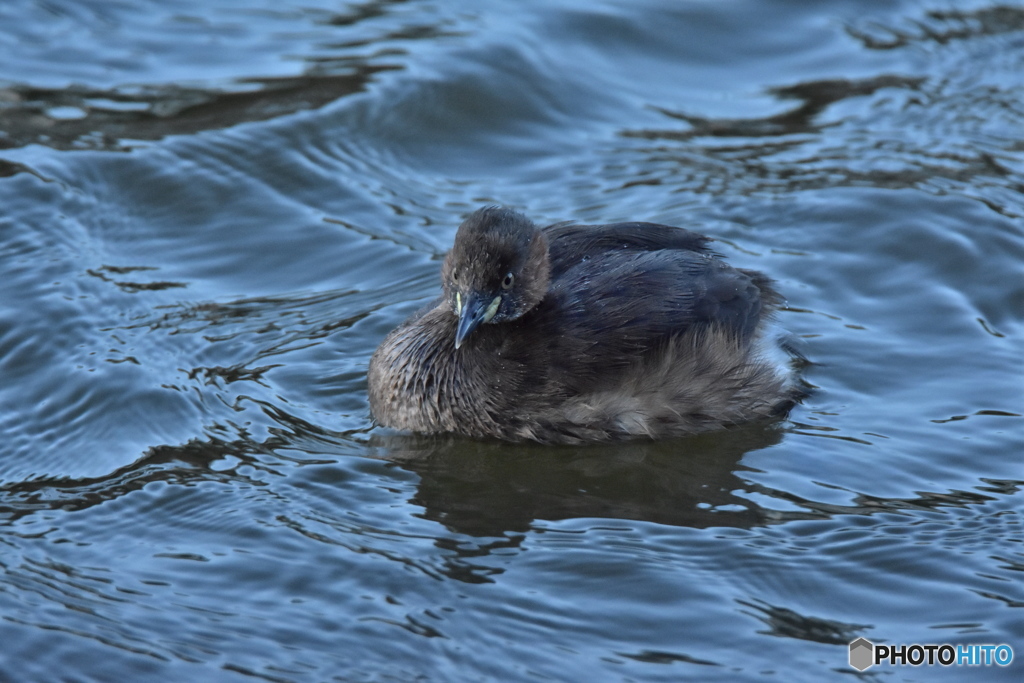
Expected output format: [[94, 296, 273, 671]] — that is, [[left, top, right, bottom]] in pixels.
[[501, 272, 515, 290], [451, 270, 459, 283]]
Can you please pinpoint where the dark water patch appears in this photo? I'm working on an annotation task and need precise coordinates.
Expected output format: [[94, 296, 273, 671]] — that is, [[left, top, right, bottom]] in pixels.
[[86, 265, 187, 293], [634, 75, 927, 140], [616, 648, 721, 667], [931, 409, 1023, 423], [847, 4, 1024, 50], [0, 69, 397, 151], [737, 598, 869, 645]]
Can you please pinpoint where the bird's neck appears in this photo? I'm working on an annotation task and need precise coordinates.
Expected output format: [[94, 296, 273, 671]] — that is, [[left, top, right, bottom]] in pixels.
[[370, 305, 510, 437]]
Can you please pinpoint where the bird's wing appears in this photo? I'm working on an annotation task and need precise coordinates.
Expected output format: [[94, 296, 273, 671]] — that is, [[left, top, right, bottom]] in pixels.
[[535, 249, 774, 386], [542, 221, 713, 279]]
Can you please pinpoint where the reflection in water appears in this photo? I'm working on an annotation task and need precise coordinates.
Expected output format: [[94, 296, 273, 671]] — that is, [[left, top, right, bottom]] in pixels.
[[0, 397, 358, 527], [846, 5, 1024, 50], [631, 75, 924, 140], [2, 417, 791, 534], [0, 435, 269, 525], [0, 69, 396, 151], [0, 0, 467, 152], [372, 425, 798, 536], [86, 265, 187, 293], [618, 62, 1024, 210], [738, 598, 868, 645]]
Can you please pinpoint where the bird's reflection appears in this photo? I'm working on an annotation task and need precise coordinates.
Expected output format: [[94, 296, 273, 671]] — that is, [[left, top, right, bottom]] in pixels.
[[370, 423, 789, 537]]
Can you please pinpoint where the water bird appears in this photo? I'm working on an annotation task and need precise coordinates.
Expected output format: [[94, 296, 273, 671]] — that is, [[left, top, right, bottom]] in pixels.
[[368, 206, 800, 444]]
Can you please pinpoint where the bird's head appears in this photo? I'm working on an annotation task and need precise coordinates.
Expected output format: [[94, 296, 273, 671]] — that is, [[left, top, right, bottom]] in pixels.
[[441, 206, 551, 349]]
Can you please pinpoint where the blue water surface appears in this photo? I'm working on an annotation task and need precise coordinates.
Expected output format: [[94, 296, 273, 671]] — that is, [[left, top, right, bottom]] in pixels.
[[0, 1, 1021, 681]]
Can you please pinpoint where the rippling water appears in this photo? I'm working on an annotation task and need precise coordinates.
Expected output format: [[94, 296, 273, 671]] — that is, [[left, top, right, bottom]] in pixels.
[[1, 1, 1022, 681]]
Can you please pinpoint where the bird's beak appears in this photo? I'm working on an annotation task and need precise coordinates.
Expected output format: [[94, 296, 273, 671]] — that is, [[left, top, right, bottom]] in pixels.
[[455, 293, 501, 349]]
